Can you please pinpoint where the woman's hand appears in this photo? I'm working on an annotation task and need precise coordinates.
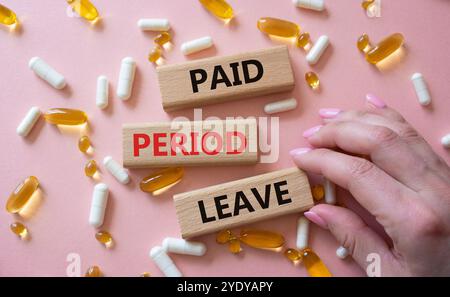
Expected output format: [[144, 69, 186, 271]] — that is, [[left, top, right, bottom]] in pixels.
[[290, 94, 450, 276]]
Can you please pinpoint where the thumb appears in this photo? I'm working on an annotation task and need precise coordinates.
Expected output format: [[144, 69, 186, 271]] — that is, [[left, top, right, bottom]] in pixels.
[[304, 204, 397, 276]]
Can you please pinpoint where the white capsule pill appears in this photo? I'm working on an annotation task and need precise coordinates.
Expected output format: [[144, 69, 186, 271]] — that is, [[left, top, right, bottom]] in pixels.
[[89, 183, 109, 228], [137, 18, 170, 31], [264, 98, 298, 114], [17, 107, 41, 137], [181, 36, 213, 55], [103, 156, 130, 184], [96, 75, 109, 109], [441, 134, 450, 148], [117, 57, 136, 101], [296, 216, 310, 250], [336, 246, 350, 259], [150, 246, 182, 277], [411, 73, 431, 106], [162, 237, 207, 256], [306, 35, 330, 65], [293, 0, 325, 11], [324, 178, 336, 205], [29, 57, 66, 89]]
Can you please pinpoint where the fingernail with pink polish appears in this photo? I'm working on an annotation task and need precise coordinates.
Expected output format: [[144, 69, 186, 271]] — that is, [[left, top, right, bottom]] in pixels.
[[304, 211, 328, 229], [319, 108, 341, 119], [303, 125, 322, 138], [366, 94, 386, 109], [289, 147, 312, 157]]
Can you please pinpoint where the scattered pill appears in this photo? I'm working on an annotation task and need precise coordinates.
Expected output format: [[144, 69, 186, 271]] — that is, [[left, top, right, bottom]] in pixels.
[[0, 3, 17, 26], [411, 73, 431, 106], [67, 0, 99, 21], [357, 33, 371, 53], [117, 57, 136, 101], [17, 107, 41, 137], [140, 272, 151, 277], [228, 237, 242, 254], [85, 265, 102, 277], [140, 167, 183, 194], [162, 237, 207, 256], [311, 184, 325, 201], [216, 230, 233, 244], [148, 47, 163, 64], [264, 98, 298, 115], [96, 75, 109, 109], [293, 0, 325, 11], [29, 57, 66, 89], [257, 17, 300, 38], [361, 0, 375, 10], [89, 183, 109, 228], [301, 248, 332, 277], [149, 246, 182, 277], [285, 248, 301, 263], [336, 246, 350, 259], [85, 160, 98, 177], [239, 229, 285, 250], [103, 156, 130, 184], [441, 134, 450, 148], [199, 0, 234, 20], [306, 35, 329, 65], [365, 33, 404, 65], [6, 176, 39, 214], [181, 36, 213, 55], [296, 216, 310, 250], [44, 108, 88, 125], [305, 71, 320, 90], [137, 18, 170, 31], [324, 178, 336, 205], [10, 222, 28, 239], [154, 32, 171, 47], [297, 32, 311, 49], [95, 230, 114, 248], [78, 135, 91, 153]]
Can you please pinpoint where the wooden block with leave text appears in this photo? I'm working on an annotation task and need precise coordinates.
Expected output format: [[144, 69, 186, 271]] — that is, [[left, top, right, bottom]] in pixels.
[[157, 46, 295, 111], [173, 167, 313, 238], [123, 119, 258, 168]]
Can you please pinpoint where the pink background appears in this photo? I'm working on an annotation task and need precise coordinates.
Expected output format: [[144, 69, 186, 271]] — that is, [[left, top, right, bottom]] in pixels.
[[1, 0, 449, 277]]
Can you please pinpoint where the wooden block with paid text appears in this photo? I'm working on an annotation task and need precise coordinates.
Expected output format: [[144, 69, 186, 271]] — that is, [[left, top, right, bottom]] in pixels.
[[173, 167, 313, 238], [123, 119, 258, 168], [157, 46, 295, 111]]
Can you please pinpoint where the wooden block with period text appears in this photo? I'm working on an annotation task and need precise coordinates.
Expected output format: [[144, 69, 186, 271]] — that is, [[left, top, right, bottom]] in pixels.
[[157, 46, 295, 111], [123, 119, 258, 168], [173, 167, 313, 238]]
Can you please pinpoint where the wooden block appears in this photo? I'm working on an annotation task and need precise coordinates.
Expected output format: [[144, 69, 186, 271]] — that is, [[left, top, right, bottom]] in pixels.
[[157, 46, 295, 111], [173, 167, 314, 239], [123, 119, 258, 168]]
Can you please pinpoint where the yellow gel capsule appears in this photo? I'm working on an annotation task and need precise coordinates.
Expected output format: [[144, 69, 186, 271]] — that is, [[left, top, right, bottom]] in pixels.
[[300, 248, 332, 277], [305, 72, 320, 90], [78, 135, 91, 153], [95, 231, 113, 247], [257, 17, 300, 38], [216, 230, 233, 244], [67, 0, 99, 21], [362, 0, 375, 10], [44, 108, 88, 126], [140, 272, 151, 277], [357, 33, 371, 53], [10, 222, 28, 239], [6, 176, 39, 214], [311, 184, 325, 201], [239, 229, 285, 249], [199, 0, 234, 20], [297, 32, 310, 49], [140, 167, 184, 194], [0, 4, 17, 26], [148, 47, 162, 63], [228, 237, 241, 254], [85, 160, 98, 177], [366, 33, 404, 65], [285, 248, 301, 263], [85, 265, 102, 277], [154, 32, 171, 47]]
